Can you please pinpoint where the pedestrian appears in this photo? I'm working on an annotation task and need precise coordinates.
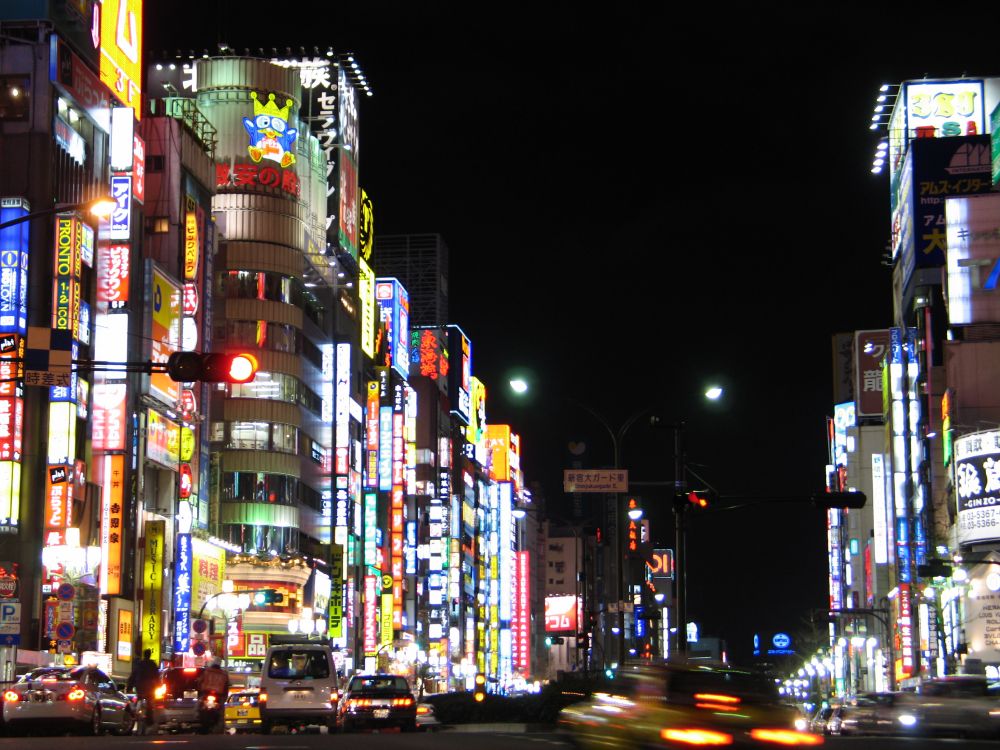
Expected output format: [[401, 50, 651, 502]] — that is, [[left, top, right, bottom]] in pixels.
[[126, 648, 160, 728]]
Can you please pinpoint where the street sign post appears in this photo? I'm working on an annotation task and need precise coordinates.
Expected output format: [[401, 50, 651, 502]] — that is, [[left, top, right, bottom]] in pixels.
[[563, 469, 628, 493]]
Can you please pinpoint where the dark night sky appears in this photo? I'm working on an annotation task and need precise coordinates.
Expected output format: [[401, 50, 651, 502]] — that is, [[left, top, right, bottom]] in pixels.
[[144, 3, 998, 663]]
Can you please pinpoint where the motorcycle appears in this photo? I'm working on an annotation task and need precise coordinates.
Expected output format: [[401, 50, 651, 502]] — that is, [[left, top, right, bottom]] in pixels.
[[197, 691, 225, 734]]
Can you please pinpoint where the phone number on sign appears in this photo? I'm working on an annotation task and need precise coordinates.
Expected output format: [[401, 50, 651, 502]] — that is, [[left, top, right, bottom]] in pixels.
[[959, 507, 1000, 532]]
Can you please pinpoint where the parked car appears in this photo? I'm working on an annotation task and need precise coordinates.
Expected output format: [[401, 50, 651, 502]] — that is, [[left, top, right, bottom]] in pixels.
[[224, 689, 262, 733], [558, 662, 820, 748], [258, 638, 342, 733], [3, 665, 135, 736], [338, 674, 418, 733], [149, 666, 206, 733]]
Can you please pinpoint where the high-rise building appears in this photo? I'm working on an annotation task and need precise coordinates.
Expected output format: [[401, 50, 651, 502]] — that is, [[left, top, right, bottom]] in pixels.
[[373, 234, 449, 326]]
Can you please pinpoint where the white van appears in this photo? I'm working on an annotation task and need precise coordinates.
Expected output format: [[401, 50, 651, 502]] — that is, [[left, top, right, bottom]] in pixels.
[[258, 637, 342, 733]]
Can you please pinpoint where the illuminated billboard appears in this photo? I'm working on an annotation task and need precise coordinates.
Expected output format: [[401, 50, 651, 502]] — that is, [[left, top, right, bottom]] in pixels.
[[99, 0, 143, 120], [946, 192, 1000, 326], [375, 278, 410, 379], [889, 79, 986, 193], [142, 520, 165, 663], [854, 330, 890, 417], [359, 258, 376, 359], [447, 325, 471, 425], [99, 454, 125, 595], [954, 429, 1000, 545], [545, 595, 578, 633], [0, 199, 29, 336], [149, 266, 181, 405], [337, 68, 359, 260]]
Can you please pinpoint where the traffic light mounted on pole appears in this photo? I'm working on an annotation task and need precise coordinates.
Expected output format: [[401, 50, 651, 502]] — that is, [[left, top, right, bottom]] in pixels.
[[473, 673, 486, 702], [166, 351, 259, 383], [252, 588, 284, 605]]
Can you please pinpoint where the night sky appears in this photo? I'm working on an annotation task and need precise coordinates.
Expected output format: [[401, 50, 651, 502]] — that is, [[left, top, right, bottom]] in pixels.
[[144, 4, 997, 663]]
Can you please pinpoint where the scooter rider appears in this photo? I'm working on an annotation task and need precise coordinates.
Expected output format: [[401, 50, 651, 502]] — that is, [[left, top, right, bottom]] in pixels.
[[196, 658, 230, 732]]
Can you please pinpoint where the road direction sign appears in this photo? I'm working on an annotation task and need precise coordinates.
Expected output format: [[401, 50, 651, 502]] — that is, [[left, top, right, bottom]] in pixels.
[[563, 469, 628, 493]]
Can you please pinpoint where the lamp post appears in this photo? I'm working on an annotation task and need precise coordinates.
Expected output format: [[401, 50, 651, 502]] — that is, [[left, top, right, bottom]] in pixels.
[[0, 196, 116, 231]]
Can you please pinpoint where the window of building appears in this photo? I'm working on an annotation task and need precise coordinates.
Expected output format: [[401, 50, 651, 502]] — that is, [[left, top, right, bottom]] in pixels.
[[146, 154, 165, 172], [0, 76, 30, 121], [230, 421, 269, 450], [150, 217, 169, 233]]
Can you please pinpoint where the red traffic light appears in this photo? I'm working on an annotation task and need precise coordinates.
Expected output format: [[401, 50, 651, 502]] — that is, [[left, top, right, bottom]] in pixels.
[[166, 351, 259, 383], [687, 491, 708, 508]]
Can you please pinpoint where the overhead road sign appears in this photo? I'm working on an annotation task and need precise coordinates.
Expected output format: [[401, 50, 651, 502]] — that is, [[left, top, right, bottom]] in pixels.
[[563, 469, 628, 493]]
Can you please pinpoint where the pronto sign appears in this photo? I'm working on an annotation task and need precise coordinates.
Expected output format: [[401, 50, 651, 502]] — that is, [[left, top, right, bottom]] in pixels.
[[563, 469, 628, 493]]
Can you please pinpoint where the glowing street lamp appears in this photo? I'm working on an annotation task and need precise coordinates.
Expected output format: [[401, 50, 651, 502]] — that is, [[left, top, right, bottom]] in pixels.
[[0, 195, 116, 231]]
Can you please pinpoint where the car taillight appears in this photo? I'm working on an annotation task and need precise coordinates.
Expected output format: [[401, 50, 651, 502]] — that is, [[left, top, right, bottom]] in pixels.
[[693, 693, 742, 712], [3, 690, 19, 703], [392, 697, 414, 707], [417, 705, 430, 715], [204, 695, 217, 707], [258, 691, 267, 703], [660, 728, 733, 745], [153, 684, 166, 700], [748, 729, 823, 746], [330, 690, 339, 702], [348, 698, 373, 708], [67, 688, 86, 702]]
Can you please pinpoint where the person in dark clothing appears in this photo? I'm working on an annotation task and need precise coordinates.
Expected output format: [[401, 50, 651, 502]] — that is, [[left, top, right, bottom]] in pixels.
[[126, 648, 160, 699]]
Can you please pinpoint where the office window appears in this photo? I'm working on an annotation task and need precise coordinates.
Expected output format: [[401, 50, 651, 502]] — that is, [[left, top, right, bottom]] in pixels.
[[0, 76, 30, 121]]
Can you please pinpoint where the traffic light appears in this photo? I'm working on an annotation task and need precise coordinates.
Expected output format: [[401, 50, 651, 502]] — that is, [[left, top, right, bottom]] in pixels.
[[675, 490, 713, 511], [166, 351, 259, 383], [473, 673, 486, 702], [253, 588, 284, 605], [812, 491, 867, 509], [544, 636, 565, 646]]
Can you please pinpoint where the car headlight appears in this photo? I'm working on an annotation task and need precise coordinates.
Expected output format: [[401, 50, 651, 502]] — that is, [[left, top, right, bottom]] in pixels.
[[794, 717, 808, 732], [898, 713, 918, 727]]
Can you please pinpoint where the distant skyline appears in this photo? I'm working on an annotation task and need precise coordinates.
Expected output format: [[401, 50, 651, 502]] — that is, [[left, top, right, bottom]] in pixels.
[[143, 3, 999, 662]]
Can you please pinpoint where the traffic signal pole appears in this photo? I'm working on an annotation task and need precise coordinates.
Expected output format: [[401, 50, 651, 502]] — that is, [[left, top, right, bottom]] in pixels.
[[673, 423, 687, 660]]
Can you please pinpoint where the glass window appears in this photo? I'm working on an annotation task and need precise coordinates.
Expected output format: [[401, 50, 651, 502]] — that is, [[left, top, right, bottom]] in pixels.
[[348, 675, 410, 693], [231, 422, 269, 450], [272, 424, 297, 454], [229, 372, 299, 404], [222, 472, 296, 506], [267, 649, 329, 679], [0, 76, 30, 121]]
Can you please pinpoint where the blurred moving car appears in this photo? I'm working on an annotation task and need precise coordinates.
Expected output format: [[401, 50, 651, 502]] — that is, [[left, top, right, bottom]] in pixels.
[[808, 705, 836, 735], [558, 662, 823, 748], [905, 675, 1000, 738], [3, 665, 135, 736], [224, 689, 262, 733], [415, 701, 441, 731], [150, 666, 204, 733], [338, 674, 417, 732]]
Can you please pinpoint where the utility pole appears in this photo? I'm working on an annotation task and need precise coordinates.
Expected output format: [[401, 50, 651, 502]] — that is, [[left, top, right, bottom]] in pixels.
[[673, 423, 687, 659]]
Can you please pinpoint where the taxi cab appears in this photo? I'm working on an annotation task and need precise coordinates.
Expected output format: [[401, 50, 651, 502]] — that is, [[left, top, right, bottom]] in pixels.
[[224, 689, 261, 733], [558, 661, 823, 748]]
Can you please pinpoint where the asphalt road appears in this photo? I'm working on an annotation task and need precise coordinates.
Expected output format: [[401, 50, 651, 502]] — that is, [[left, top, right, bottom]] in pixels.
[[0, 728, 999, 748]]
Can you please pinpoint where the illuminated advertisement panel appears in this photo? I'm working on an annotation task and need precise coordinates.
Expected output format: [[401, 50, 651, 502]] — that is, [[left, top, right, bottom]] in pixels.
[[173, 533, 192, 653], [133, 135, 145, 202], [142, 520, 165, 663], [391, 382, 405, 627], [499, 482, 513, 622], [43, 465, 71, 531], [904, 79, 984, 139], [109, 174, 131, 239], [946, 192, 1000, 326], [364, 492, 377, 567], [380, 592, 393, 647], [486, 424, 510, 481], [149, 266, 181, 405], [378, 404, 392, 492], [447, 325, 471, 424], [359, 258, 376, 359], [337, 68, 359, 260], [363, 575, 378, 655], [0, 199, 29, 336], [896, 582, 915, 681], [329, 544, 344, 640], [513, 551, 530, 675], [898, 136, 992, 287], [954, 429, 1000, 545], [146, 409, 180, 471], [47, 401, 76, 465], [359, 188, 373, 262], [52, 215, 79, 332], [545, 595, 578, 633], [191, 538, 225, 615], [375, 278, 410, 379], [0, 397, 23, 462], [365, 381, 379, 489], [96, 244, 130, 309], [411, 327, 449, 391], [184, 210, 199, 281], [0, 461, 20, 529], [92, 383, 127, 451], [871, 453, 889, 565], [854, 330, 890, 418], [99, 0, 143, 119], [335, 344, 351, 532], [99, 454, 125, 595]]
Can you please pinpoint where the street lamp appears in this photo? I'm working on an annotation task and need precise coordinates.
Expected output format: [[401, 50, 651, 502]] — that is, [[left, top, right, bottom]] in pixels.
[[0, 196, 116, 231]]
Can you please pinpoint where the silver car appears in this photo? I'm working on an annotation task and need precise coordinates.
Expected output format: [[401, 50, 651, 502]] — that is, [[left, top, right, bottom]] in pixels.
[[3, 665, 135, 736]]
